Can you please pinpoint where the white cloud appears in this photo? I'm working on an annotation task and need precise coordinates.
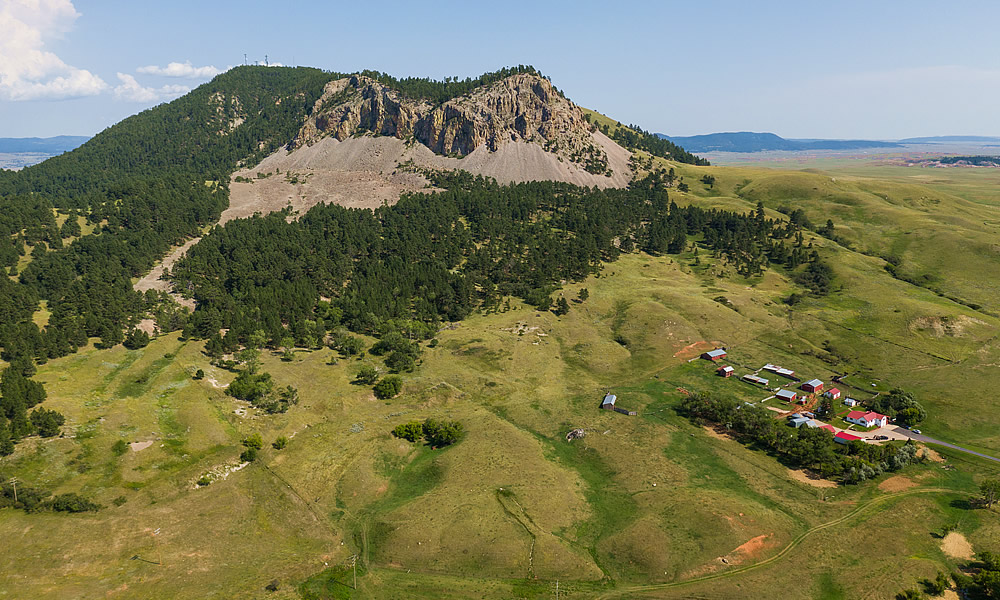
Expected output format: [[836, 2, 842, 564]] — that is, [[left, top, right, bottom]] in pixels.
[[0, 0, 107, 100], [137, 61, 221, 78], [113, 73, 189, 103]]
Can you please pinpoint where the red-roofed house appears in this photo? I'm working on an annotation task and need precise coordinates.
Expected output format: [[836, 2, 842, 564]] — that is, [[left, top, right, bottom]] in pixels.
[[834, 431, 863, 445], [717, 365, 735, 378], [823, 388, 841, 400], [845, 411, 888, 428], [819, 424, 837, 434]]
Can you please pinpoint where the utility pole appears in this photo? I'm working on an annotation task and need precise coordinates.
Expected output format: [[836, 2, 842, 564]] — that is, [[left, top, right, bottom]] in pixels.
[[153, 528, 162, 565], [9, 477, 17, 503], [265, 54, 269, 67], [243, 53, 247, 66], [556, 580, 559, 599], [350, 554, 358, 589]]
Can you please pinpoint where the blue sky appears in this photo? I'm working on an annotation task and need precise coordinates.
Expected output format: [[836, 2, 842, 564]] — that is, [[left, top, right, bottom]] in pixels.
[[2, 0, 1000, 139]]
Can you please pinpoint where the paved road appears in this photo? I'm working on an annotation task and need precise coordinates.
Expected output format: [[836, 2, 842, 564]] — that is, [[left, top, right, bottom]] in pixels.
[[890, 426, 1000, 463]]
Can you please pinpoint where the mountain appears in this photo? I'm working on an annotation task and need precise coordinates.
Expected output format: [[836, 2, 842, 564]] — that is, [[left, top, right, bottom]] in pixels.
[[226, 70, 638, 216], [898, 135, 1000, 143], [656, 131, 901, 153], [0, 136, 90, 154]]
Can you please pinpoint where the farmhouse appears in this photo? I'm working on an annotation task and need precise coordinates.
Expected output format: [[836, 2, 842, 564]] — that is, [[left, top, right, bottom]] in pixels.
[[775, 389, 798, 402], [762, 364, 798, 380], [702, 349, 727, 361], [843, 397, 858, 407], [823, 388, 841, 400], [845, 410, 888, 428], [834, 431, 863, 445], [801, 379, 824, 393], [742, 374, 770, 386], [717, 365, 735, 378]]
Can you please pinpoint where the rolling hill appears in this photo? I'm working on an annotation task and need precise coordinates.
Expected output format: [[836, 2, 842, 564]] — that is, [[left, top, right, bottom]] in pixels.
[[1, 66, 1000, 600]]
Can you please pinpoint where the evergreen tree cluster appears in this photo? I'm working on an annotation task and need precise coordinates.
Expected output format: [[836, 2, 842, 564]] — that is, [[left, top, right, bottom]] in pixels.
[[0, 366, 58, 455], [0, 66, 334, 365], [358, 65, 547, 105], [171, 171, 796, 351], [598, 123, 709, 166]]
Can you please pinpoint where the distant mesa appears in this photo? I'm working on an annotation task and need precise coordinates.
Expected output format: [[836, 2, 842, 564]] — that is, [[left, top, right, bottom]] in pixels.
[[898, 135, 1000, 143], [655, 131, 900, 153], [0, 136, 90, 154]]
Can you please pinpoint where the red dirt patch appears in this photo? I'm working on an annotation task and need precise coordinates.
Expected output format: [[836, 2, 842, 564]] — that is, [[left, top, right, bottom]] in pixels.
[[672, 340, 723, 360], [721, 533, 774, 565]]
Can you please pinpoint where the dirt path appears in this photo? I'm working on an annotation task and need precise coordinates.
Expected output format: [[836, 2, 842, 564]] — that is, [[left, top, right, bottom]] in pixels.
[[133, 237, 201, 309]]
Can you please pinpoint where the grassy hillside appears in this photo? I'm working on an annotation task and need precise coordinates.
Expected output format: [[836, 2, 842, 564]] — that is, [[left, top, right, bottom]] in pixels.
[[2, 239, 999, 597], [3, 82, 1000, 598]]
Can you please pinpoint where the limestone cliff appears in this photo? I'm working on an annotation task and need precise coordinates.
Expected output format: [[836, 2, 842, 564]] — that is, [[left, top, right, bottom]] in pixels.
[[292, 73, 611, 174]]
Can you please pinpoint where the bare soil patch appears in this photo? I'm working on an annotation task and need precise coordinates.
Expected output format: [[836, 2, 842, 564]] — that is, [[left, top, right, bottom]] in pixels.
[[722, 533, 774, 565], [130, 440, 154, 452], [702, 425, 735, 442], [788, 468, 837, 488], [919, 444, 946, 463], [673, 340, 723, 360], [941, 532, 974, 560], [910, 315, 984, 337], [878, 475, 917, 492]]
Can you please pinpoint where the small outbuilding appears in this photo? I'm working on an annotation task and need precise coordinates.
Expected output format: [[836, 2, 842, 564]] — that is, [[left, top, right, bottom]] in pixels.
[[834, 431, 863, 445], [717, 365, 735, 377], [775, 389, 798, 402], [788, 415, 811, 428], [702, 349, 727, 361], [843, 397, 858, 407], [763, 364, 798, 380], [742, 374, 770, 386], [801, 379, 824, 393], [819, 424, 837, 434], [824, 388, 841, 400], [602, 393, 617, 410]]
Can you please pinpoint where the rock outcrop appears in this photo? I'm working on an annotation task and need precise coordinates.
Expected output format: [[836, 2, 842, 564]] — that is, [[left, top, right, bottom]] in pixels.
[[293, 73, 610, 174]]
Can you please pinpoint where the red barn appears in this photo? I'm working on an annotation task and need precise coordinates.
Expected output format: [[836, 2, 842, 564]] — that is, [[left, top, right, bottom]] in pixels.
[[717, 365, 735, 378], [801, 379, 824, 393], [702, 349, 727, 361], [823, 388, 841, 400]]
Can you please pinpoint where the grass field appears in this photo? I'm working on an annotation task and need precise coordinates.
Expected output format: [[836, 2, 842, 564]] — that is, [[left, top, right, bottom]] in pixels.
[[4, 156, 1000, 598]]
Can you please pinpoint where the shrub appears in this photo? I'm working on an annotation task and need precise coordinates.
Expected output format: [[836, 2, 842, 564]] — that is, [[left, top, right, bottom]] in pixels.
[[48, 493, 101, 513], [422, 418, 464, 447], [112, 495, 127, 507], [197, 476, 212, 487], [111, 439, 129, 456], [373, 375, 403, 399], [272, 436, 288, 450], [193, 369, 205, 380], [240, 448, 258, 463], [355, 364, 379, 385], [392, 421, 423, 442], [242, 432, 263, 450]]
